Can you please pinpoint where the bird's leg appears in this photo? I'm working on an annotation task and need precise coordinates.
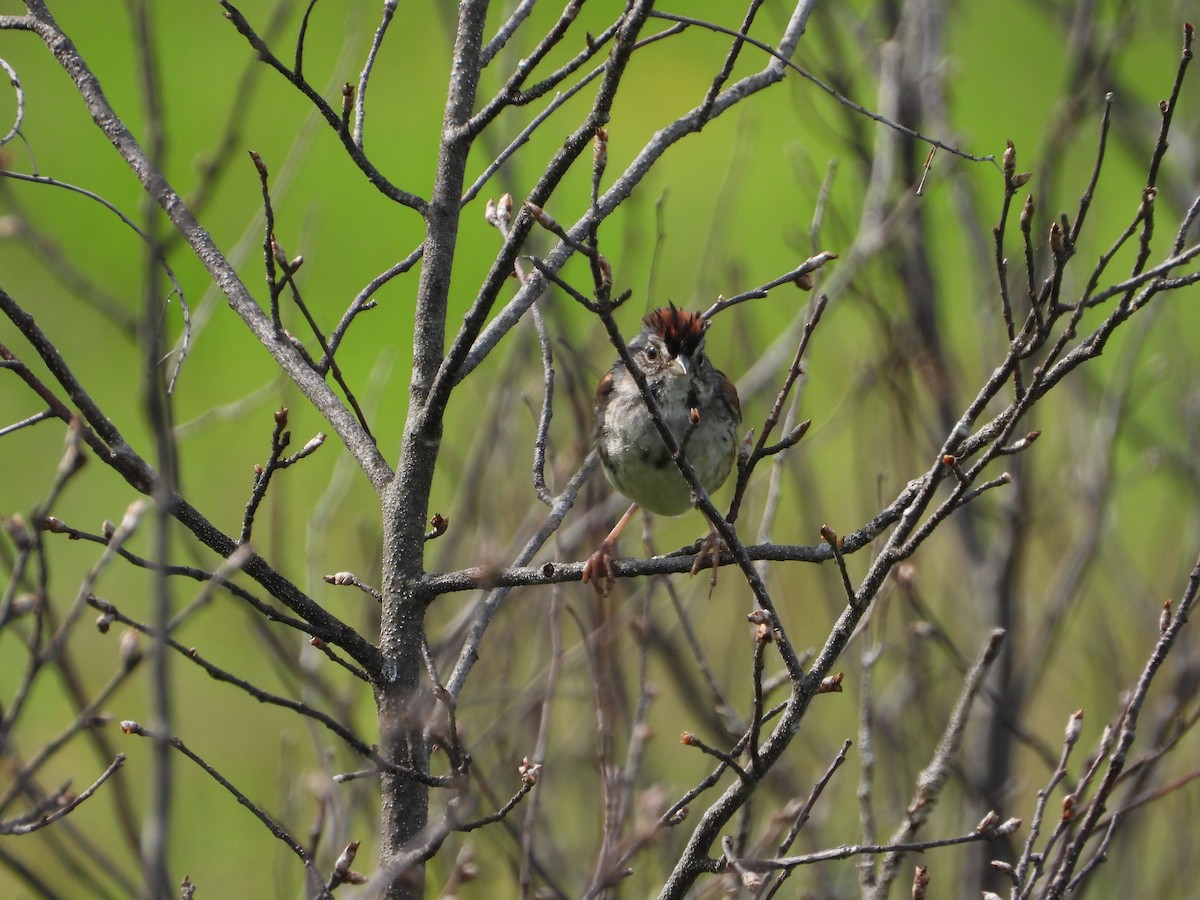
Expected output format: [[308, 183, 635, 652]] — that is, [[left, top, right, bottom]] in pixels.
[[690, 513, 728, 586], [582, 502, 639, 595]]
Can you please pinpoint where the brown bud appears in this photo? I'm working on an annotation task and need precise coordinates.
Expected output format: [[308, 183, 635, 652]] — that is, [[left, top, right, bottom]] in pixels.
[[3, 515, 32, 551], [818, 672, 844, 693], [1003, 140, 1016, 180], [119, 629, 142, 668], [1011, 172, 1032, 188], [332, 841, 360, 877], [1020, 193, 1036, 232], [1062, 794, 1076, 820], [597, 253, 612, 292], [1065, 708, 1084, 746], [666, 805, 689, 825], [1160, 599, 1173, 633], [912, 865, 930, 899], [593, 127, 608, 168], [995, 817, 1022, 836], [976, 809, 1000, 833], [518, 756, 542, 784], [680, 731, 696, 746], [795, 251, 838, 291], [270, 237, 288, 268]]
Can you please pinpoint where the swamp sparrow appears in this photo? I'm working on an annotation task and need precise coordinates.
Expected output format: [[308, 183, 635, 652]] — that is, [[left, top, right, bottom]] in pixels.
[[582, 305, 741, 591]]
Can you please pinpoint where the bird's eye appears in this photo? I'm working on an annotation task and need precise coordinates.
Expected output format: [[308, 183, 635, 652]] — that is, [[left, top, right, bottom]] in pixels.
[[644, 345, 659, 362]]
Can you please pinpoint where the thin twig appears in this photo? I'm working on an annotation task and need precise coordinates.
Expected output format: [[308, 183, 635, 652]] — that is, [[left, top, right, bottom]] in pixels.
[[648, 11, 993, 163], [0, 170, 190, 390], [0, 754, 125, 836], [354, 0, 398, 147], [119, 722, 329, 897], [868, 628, 1007, 898]]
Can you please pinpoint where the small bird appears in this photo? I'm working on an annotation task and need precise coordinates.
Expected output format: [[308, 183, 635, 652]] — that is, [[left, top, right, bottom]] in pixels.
[[583, 305, 741, 592]]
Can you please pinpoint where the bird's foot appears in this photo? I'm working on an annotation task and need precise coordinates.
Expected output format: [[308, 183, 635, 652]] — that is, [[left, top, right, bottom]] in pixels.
[[582, 540, 617, 596], [690, 531, 727, 586]]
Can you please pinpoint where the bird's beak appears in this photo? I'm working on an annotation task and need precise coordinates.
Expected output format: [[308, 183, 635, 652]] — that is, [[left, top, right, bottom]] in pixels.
[[672, 355, 690, 377]]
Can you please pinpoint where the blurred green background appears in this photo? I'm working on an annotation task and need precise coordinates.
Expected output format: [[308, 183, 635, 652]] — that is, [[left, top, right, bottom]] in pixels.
[[2, 1, 1199, 897]]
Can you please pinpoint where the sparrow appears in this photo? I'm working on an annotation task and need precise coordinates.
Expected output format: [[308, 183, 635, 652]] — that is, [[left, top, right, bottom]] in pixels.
[[582, 305, 741, 592]]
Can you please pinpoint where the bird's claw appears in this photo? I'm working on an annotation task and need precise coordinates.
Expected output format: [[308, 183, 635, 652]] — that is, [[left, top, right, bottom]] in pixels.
[[690, 532, 726, 586], [582, 541, 617, 596]]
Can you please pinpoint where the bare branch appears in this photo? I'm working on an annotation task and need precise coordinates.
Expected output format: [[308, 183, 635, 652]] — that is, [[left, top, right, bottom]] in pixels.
[[0, 755, 125, 836]]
